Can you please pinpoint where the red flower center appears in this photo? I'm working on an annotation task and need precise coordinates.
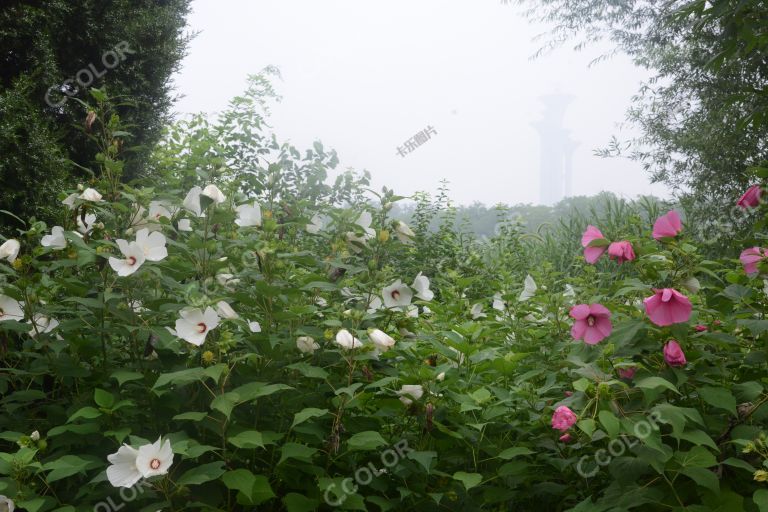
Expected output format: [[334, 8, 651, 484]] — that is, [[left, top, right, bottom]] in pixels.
[[127, 256, 137, 266], [150, 458, 161, 470], [391, 290, 400, 300], [196, 322, 207, 333], [587, 316, 595, 327]]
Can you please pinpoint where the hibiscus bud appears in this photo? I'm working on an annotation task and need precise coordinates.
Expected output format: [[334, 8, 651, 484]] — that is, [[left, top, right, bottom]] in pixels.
[[738, 402, 753, 418], [738, 185, 761, 209], [30, 430, 40, 441], [663, 340, 687, 367], [201, 350, 215, 364], [85, 111, 97, 131], [77, 184, 84, 191], [378, 230, 390, 243], [754, 470, 768, 482], [694, 324, 708, 332], [618, 367, 636, 379], [564, 390, 573, 397], [559, 433, 572, 443], [682, 276, 701, 294]]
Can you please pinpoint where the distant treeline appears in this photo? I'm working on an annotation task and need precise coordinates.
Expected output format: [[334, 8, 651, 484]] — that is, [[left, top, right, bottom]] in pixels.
[[390, 191, 667, 238]]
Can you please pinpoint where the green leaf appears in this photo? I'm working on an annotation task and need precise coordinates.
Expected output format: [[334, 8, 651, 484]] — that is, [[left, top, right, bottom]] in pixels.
[[42, 455, 100, 483], [681, 467, 719, 493], [172, 411, 209, 422], [452, 471, 483, 490], [754, 489, 768, 512], [67, 407, 102, 423], [699, 386, 737, 416], [152, 367, 209, 390], [283, 493, 320, 512], [407, 451, 437, 472], [176, 461, 226, 486], [279, 442, 318, 464], [675, 446, 717, 468], [636, 377, 679, 394], [497, 447, 534, 460], [292, 408, 329, 429], [222, 469, 275, 504], [94, 388, 114, 409], [598, 410, 621, 439], [110, 370, 143, 387], [286, 362, 329, 379], [347, 431, 387, 451], [228, 431, 265, 449], [578, 418, 596, 438]]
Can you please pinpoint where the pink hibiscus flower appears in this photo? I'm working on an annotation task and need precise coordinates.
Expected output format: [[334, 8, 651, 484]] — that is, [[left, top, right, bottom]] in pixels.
[[740, 247, 768, 277], [652, 210, 682, 241], [608, 241, 636, 264], [551, 406, 578, 431], [737, 185, 761, 209], [570, 303, 612, 344], [581, 225, 608, 264], [643, 288, 692, 326]]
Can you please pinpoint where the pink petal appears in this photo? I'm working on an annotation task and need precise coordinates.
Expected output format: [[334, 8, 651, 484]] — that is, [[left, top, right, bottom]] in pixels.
[[570, 304, 591, 320], [571, 321, 588, 340], [581, 225, 605, 247], [593, 316, 613, 337], [583, 326, 606, 344], [589, 303, 611, 318], [584, 246, 607, 264]]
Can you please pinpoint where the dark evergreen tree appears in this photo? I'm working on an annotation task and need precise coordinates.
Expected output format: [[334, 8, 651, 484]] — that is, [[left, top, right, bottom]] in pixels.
[[0, 0, 192, 232]]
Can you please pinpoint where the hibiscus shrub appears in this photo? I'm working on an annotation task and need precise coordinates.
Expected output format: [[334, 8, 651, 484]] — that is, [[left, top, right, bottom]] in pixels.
[[1, 88, 768, 512]]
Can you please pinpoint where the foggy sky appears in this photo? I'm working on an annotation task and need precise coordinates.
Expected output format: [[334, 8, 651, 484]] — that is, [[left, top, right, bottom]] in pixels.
[[172, 0, 671, 206]]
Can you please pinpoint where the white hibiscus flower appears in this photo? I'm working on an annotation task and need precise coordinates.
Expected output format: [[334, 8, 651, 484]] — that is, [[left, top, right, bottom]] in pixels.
[[134, 229, 168, 262], [235, 202, 262, 227], [397, 384, 424, 406], [79, 188, 103, 202], [215, 301, 238, 320], [0, 239, 20, 263], [77, 213, 97, 235], [201, 184, 226, 204], [136, 437, 174, 479], [41, 226, 67, 250], [106, 444, 142, 488], [175, 307, 220, 346], [412, 272, 433, 301], [395, 221, 415, 243], [335, 329, 363, 350], [369, 329, 396, 353], [297, 336, 319, 354], [382, 280, 413, 309], [109, 240, 146, 277], [28, 314, 59, 337], [0, 295, 23, 322]]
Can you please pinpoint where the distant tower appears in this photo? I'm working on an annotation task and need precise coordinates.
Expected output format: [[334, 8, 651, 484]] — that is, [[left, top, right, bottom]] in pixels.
[[532, 94, 578, 206]]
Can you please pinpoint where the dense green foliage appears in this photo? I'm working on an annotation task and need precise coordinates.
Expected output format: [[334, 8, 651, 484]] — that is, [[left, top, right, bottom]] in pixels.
[[0, 0, 191, 233], [1, 84, 768, 511]]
